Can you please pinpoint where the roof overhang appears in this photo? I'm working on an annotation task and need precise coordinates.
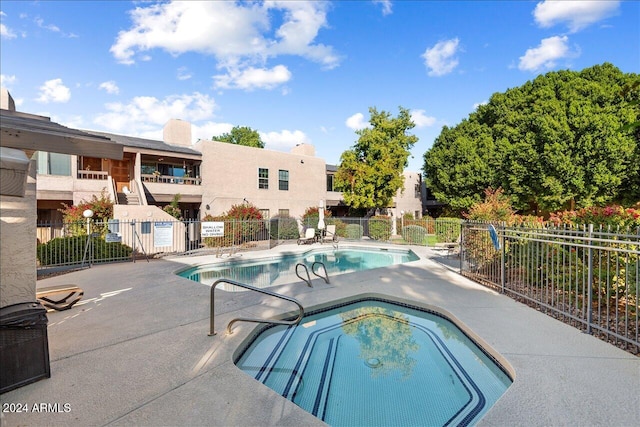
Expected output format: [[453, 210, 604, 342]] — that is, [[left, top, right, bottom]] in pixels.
[[1, 110, 123, 160]]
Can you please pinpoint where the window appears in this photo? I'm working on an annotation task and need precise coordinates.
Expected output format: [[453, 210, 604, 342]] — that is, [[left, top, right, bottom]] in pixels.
[[141, 221, 151, 234], [278, 209, 290, 217], [259, 209, 270, 219], [279, 170, 289, 191], [36, 151, 71, 176], [326, 174, 334, 191], [415, 183, 421, 198], [141, 163, 157, 175], [258, 168, 269, 189]]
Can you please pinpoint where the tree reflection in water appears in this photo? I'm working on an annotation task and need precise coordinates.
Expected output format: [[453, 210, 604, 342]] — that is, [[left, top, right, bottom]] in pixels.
[[339, 306, 419, 379]]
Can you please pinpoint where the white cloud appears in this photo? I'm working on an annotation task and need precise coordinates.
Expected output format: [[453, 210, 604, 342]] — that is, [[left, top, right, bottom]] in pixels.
[[93, 92, 217, 135], [518, 35, 572, 72], [261, 129, 311, 151], [213, 65, 292, 90], [374, 0, 393, 16], [196, 122, 234, 142], [473, 100, 488, 110], [99, 81, 120, 94], [533, 0, 620, 33], [36, 78, 71, 103], [177, 66, 192, 81], [0, 74, 17, 88], [422, 38, 460, 77], [34, 17, 60, 33], [345, 113, 369, 131], [110, 1, 339, 90], [1, 23, 17, 39], [410, 109, 436, 127]]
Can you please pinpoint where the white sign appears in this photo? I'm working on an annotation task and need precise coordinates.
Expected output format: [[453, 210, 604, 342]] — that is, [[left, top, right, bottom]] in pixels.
[[105, 233, 122, 243], [201, 221, 224, 237], [154, 222, 174, 247]]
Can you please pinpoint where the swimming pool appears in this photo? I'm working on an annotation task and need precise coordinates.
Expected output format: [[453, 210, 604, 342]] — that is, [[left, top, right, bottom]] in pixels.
[[235, 298, 512, 426], [178, 247, 419, 290]]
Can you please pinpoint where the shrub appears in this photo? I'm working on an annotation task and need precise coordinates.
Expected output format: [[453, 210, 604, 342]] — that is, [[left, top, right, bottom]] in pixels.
[[345, 224, 364, 239], [368, 216, 391, 240], [163, 194, 183, 220], [401, 225, 427, 244], [549, 205, 640, 229], [301, 206, 332, 228], [270, 215, 300, 240], [59, 190, 113, 236], [201, 203, 266, 247], [435, 218, 461, 243], [37, 236, 132, 266]]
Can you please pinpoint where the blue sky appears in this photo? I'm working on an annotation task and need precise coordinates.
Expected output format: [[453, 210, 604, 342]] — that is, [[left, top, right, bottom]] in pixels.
[[1, 1, 638, 172]]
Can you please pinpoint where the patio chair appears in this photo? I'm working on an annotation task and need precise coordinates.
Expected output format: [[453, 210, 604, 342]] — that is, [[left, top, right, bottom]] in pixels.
[[297, 228, 316, 245], [36, 284, 84, 311], [320, 224, 338, 243]]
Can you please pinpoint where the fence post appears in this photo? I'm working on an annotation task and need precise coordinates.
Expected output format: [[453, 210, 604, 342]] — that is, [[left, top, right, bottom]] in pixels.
[[586, 223, 594, 335], [459, 221, 464, 274], [501, 221, 506, 294]]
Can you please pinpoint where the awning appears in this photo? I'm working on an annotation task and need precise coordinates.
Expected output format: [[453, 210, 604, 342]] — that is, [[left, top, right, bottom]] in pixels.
[[1, 110, 123, 160]]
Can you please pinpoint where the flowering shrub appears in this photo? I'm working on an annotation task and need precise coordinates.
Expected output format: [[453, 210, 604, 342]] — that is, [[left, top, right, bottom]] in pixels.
[[302, 206, 332, 229], [201, 202, 265, 248], [59, 191, 113, 236], [549, 205, 640, 229]]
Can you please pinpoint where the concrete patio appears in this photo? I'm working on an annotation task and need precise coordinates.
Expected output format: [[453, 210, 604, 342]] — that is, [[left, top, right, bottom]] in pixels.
[[1, 243, 638, 426]]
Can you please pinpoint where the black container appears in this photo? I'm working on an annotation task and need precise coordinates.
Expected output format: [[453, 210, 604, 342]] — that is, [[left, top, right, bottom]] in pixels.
[[0, 302, 50, 394]]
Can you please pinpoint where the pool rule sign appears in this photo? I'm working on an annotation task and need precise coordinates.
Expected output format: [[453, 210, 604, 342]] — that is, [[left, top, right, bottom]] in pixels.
[[201, 221, 224, 237]]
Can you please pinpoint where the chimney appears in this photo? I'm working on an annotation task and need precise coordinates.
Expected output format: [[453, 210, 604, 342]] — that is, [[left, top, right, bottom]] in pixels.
[[1, 88, 16, 111], [163, 119, 192, 147]]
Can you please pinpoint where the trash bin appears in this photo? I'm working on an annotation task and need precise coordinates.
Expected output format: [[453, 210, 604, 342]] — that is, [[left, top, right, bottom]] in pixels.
[[0, 302, 50, 393]]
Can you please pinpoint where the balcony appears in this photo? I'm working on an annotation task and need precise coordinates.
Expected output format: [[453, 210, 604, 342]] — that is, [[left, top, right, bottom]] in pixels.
[[141, 174, 201, 185], [77, 170, 108, 180]]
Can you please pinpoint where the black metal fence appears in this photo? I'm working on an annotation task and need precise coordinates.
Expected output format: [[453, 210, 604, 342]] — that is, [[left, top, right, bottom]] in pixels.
[[461, 221, 639, 354]]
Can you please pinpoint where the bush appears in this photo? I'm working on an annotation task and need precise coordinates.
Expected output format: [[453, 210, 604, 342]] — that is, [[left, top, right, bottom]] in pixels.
[[302, 206, 332, 228], [201, 205, 267, 247], [368, 216, 391, 240], [270, 216, 300, 240], [345, 224, 364, 239], [37, 236, 132, 266], [402, 225, 427, 244], [435, 218, 461, 243]]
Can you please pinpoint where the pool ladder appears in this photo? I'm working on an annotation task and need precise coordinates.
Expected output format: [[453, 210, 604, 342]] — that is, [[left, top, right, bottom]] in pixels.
[[209, 278, 305, 336], [295, 262, 330, 287]]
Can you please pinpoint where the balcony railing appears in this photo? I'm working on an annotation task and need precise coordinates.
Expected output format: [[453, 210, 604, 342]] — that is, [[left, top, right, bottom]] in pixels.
[[141, 174, 201, 185], [77, 170, 108, 180]]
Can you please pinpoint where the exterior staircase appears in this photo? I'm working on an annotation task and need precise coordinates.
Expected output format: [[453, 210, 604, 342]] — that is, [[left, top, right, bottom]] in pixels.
[[117, 192, 141, 205]]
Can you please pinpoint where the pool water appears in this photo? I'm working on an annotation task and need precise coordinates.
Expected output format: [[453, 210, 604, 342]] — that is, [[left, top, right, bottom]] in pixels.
[[179, 247, 419, 290], [235, 299, 512, 426]]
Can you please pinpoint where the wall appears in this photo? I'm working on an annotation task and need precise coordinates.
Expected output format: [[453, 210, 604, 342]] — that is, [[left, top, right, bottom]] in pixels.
[[196, 140, 326, 219], [0, 160, 37, 307], [391, 172, 424, 219]]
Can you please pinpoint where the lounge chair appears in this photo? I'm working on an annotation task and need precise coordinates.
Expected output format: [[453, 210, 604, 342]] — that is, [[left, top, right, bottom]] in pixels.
[[297, 228, 316, 245], [36, 284, 84, 311], [320, 224, 338, 243]]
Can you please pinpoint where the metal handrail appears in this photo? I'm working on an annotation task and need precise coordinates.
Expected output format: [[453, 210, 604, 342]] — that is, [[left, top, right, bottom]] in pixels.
[[295, 263, 313, 287], [209, 278, 304, 336], [311, 261, 330, 284], [295, 261, 330, 286]]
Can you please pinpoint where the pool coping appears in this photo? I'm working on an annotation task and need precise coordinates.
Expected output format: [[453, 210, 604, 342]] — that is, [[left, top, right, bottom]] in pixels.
[[1, 242, 638, 426]]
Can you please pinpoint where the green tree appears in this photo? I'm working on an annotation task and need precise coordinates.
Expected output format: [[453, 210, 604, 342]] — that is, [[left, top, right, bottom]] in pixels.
[[424, 63, 639, 214], [335, 107, 418, 210], [214, 125, 264, 148]]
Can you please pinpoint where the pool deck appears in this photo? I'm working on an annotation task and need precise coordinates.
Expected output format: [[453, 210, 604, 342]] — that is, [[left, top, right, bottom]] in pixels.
[[1, 242, 638, 427]]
